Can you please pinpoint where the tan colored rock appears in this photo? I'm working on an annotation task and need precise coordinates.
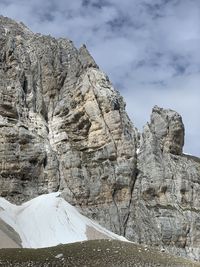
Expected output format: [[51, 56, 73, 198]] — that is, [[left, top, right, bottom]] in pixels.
[[0, 218, 22, 248]]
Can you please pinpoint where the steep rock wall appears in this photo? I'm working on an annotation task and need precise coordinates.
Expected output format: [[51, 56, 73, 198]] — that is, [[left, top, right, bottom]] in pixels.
[[0, 16, 138, 236], [0, 16, 200, 260], [126, 106, 200, 260]]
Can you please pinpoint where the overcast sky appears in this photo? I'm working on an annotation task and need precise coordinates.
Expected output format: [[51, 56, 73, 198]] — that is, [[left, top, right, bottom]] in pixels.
[[1, 0, 200, 156]]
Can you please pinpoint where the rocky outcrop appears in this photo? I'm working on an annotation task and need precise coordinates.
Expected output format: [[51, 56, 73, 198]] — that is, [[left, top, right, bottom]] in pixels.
[[126, 106, 200, 260], [0, 16, 138, 236], [0, 16, 200, 261]]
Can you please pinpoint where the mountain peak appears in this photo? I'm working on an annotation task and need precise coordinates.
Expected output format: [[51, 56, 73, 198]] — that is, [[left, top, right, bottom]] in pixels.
[[150, 105, 184, 155], [0, 15, 33, 36], [0, 17, 199, 262]]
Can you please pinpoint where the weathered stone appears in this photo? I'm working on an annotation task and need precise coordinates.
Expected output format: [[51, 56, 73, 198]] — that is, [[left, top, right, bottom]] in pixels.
[[0, 16, 200, 261], [0, 16, 139, 236], [125, 106, 200, 260]]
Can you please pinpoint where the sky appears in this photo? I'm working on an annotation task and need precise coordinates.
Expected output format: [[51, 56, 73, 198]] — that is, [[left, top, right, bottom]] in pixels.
[[1, 0, 200, 156]]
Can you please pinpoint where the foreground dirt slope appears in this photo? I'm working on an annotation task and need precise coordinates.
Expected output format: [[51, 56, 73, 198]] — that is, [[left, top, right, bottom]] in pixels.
[[0, 240, 199, 267]]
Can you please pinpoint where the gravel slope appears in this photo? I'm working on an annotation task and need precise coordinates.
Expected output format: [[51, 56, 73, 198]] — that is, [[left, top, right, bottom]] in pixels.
[[0, 240, 199, 267]]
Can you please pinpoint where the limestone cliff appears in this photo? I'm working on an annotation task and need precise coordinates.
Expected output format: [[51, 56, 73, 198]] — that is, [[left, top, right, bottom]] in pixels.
[[127, 106, 200, 260], [0, 16, 200, 261]]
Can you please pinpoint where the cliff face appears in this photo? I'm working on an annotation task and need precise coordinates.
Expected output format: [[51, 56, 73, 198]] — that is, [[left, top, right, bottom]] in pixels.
[[0, 16, 200, 260], [0, 16, 139, 237], [127, 107, 200, 260]]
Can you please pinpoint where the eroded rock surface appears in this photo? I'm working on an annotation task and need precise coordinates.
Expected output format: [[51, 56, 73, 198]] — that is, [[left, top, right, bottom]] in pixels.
[[126, 106, 200, 260], [0, 16, 200, 261], [0, 16, 138, 236]]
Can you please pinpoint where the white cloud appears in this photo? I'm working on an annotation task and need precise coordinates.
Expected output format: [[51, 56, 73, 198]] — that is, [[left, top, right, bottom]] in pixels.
[[1, 0, 199, 156]]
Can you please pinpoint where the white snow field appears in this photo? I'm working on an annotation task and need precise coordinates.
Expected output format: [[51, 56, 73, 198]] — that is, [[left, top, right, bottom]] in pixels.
[[0, 192, 126, 248]]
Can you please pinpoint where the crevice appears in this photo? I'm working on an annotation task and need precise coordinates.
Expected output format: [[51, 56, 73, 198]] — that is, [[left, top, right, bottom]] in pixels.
[[123, 166, 139, 236], [42, 111, 62, 193], [87, 72, 141, 237], [111, 186, 122, 235], [87, 74, 125, 235], [43, 154, 47, 168], [55, 157, 62, 192], [22, 75, 28, 94]]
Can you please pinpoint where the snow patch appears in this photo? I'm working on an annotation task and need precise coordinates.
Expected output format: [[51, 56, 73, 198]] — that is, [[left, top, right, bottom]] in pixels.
[[0, 192, 127, 248]]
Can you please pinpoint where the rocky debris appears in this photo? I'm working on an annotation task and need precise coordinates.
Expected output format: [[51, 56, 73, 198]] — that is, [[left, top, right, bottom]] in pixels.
[[0, 240, 199, 267], [0, 16, 200, 261]]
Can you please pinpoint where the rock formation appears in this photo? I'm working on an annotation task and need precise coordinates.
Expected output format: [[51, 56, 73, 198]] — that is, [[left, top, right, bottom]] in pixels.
[[126, 106, 200, 260], [0, 16, 199, 261]]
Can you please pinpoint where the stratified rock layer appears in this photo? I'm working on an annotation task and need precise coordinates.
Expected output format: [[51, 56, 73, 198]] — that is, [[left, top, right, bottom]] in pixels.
[[0, 16, 138, 237], [126, 106, 200, 260], [0, 16, 200, 261]]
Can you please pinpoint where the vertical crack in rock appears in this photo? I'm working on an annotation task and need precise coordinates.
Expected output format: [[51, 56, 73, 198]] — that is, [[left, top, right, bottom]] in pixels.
[[86, 71, 138, 235], [111, 187, 122, 235], [123, 166, 139, 236]]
